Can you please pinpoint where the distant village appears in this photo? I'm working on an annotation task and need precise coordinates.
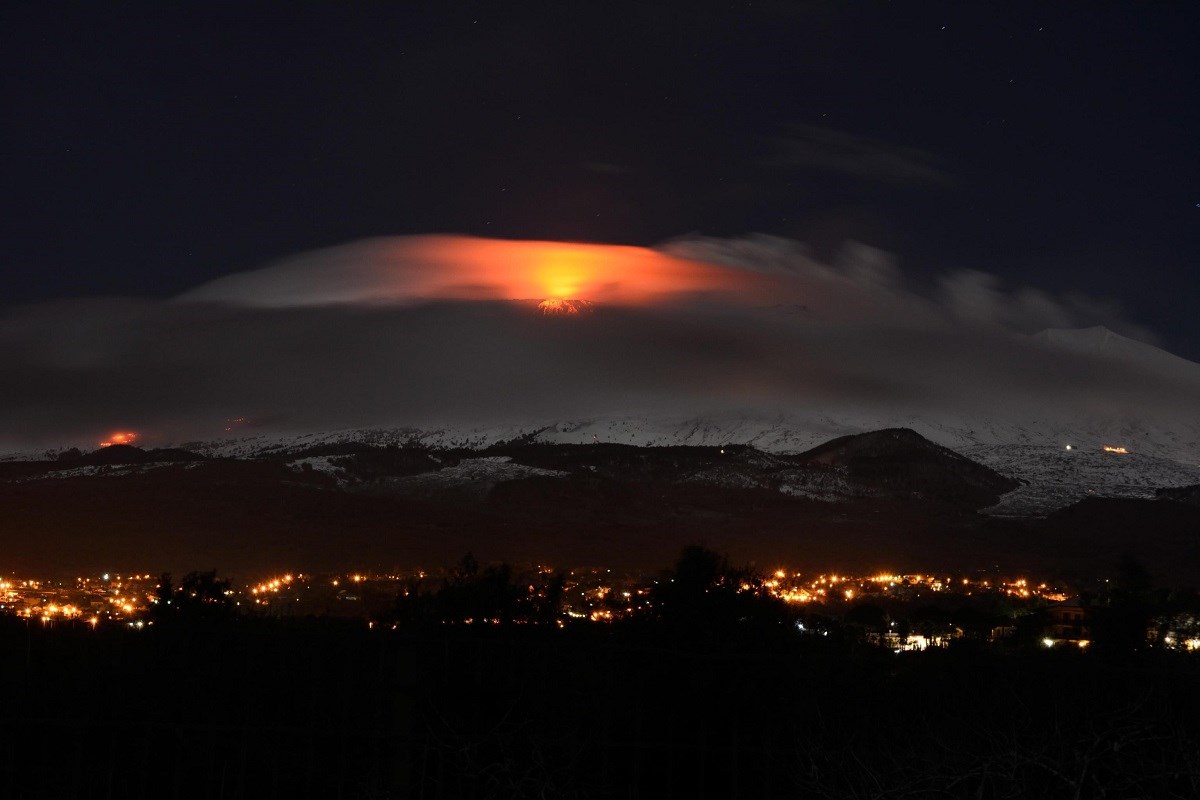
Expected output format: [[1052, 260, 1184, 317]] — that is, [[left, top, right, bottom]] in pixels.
[[4, 560, 1197, 654]]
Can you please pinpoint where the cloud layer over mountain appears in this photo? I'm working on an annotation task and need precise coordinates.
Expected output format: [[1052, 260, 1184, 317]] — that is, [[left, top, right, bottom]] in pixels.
[[0, 235, 1194, 451]]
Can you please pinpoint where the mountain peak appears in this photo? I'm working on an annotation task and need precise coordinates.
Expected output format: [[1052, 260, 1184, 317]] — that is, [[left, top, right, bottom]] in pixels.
[[1032, 326, 1200, 381]]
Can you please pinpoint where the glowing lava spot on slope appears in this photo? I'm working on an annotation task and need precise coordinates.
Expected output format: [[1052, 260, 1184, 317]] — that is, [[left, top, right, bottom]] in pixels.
[[99, 431, 139, 448]]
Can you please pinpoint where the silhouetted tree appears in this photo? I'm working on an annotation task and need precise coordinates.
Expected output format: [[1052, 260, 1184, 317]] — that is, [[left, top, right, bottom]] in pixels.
[[154, 569, 235, 623], [1092, 555, 1156, 654], [449, 552, 479, 584], [844, 603, 888, 631], [529, 570, 566, 624], [649, 545, 790, 643], [392, 555, 564, 626]]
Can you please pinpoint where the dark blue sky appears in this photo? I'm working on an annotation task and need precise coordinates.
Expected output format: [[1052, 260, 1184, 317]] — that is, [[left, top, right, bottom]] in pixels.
[[4, 1, 1198, 356]]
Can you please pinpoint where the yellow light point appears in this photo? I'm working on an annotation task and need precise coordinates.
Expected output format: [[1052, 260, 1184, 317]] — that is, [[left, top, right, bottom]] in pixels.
[[774, 569, 786, 580], [1103, 445, 1129, 454]]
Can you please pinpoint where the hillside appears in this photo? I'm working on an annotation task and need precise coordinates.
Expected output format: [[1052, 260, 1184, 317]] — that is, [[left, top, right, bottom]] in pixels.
[[1, 431, 1197, 584]]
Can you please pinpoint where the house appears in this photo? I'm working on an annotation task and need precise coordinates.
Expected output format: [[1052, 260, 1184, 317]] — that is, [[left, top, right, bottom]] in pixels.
[[1042, 600, 1091, 648]]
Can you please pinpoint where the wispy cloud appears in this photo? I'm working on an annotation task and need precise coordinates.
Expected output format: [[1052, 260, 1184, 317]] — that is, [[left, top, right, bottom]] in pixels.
[[759, 124, 953, 186]]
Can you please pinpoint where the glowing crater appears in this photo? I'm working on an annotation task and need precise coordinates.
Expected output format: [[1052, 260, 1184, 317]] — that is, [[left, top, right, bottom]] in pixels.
[[537, 298, 595, 316], [99, 431, 139, 448]]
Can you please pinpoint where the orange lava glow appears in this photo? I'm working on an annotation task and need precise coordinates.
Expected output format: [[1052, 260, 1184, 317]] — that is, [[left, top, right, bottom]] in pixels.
[[1102, 445, 1129, 454], [99, 431, 139, 448], [374, 237, 788, 306], [537, 298, 595, 315]]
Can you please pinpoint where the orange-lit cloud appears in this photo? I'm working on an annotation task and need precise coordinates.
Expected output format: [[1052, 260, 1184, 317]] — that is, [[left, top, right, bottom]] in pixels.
[[179, 236, 790, 308]]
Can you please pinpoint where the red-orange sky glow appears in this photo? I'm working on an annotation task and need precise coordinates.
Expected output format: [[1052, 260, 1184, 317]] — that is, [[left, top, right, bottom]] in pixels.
[[181, 235, 794, 308], [363, 237, 791, 306]]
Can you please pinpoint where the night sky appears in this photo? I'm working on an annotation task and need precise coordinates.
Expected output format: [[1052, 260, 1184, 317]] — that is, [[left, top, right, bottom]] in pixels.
[[3, 2, 1198, 356]]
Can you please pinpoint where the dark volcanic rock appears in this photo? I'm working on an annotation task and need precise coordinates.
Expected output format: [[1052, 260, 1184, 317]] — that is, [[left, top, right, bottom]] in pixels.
[[68, 445, 205, 467], [493, 442, 764, 480], [1043, 497, 1200, 584], [1049, 496, 1200, 533], [329, 447, 444, 480], [3, 436, 1199, 584], [796, 428, 1020, 508], [1156, 484, 1200, 506]]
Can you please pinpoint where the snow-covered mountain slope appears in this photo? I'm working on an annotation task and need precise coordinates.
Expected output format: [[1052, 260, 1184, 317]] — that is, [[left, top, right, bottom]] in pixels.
[[1033, 326, 1200, 384], [158, 407, 1198, 516], [963, 444, 1200, 517], [7, 326, 1195, 516], [178, 406, 1198, 462]]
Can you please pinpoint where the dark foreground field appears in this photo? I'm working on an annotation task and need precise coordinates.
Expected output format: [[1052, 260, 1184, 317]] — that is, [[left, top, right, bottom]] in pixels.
[[3, 619, 1199, 799]]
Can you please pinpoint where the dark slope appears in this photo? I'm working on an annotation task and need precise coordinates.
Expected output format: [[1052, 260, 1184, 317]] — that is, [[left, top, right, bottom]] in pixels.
[[1157, 484, 1200, 506], [62, 445, 206, 467], [0, 456, 1008, 578], [4, 432, 1198, 584], [797, 428, 1020, 508], [1048, 496, 1200, 533], [1036, 498, 1200, 584]]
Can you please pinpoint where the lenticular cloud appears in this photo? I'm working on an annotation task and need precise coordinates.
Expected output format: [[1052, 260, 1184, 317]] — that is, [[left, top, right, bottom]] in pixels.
[[0, 234, 1194, 452], [177, 236, 787, 309]]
